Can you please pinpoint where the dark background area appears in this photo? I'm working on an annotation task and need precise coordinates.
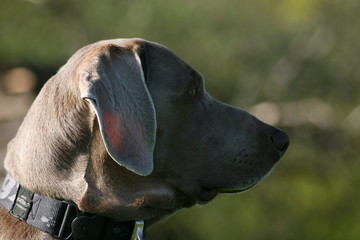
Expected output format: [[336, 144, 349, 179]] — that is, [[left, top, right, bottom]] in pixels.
[[1, 0, 360, 239]]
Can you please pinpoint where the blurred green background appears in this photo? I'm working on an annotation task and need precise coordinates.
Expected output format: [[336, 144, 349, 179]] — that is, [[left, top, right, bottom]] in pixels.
[[1, 0, 360, 239]]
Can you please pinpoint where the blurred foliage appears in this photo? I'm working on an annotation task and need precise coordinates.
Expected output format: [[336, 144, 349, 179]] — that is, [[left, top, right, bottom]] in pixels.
[[1, 0, 360, 239]]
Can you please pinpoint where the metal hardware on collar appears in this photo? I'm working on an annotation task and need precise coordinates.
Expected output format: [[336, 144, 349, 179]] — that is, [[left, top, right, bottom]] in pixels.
[[55, 201, 78, 239], [133, 221, 145, 240], [0, 173, 144, 240]]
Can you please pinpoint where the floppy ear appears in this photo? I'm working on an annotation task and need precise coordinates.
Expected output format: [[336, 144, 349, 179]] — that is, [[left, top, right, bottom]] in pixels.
[[78, 45, 156, 176]]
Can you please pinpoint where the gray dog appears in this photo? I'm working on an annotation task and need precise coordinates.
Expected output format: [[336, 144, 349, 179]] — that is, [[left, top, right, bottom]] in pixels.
[[0, 38, 289, 240]]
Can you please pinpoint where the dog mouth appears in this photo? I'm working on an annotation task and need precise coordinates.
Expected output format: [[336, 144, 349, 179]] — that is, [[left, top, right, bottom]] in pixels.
[[196, 184, 255, 204], [218, 182, 258, 194]]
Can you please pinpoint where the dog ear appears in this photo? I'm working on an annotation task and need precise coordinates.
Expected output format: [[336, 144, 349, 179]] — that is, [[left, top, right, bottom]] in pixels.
[[79, 44, 156, 176]]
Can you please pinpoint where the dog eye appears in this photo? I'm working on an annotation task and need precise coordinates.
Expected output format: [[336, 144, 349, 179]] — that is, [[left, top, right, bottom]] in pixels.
[[188, 88, 198, 97]]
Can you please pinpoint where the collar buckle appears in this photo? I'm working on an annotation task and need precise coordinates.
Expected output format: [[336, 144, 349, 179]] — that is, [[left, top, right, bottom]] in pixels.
[[54, 201, 78, 239], [55, 201, 107, 240]]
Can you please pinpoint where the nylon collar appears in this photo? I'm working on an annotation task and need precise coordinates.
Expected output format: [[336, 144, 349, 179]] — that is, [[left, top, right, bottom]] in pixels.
[[0, 174, 144, 240]]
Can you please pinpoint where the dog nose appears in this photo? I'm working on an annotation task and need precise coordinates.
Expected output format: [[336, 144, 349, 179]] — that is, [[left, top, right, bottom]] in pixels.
[[270, 129, 290, 156]]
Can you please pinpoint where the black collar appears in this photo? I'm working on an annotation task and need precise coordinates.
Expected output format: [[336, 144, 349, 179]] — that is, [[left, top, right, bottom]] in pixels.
[[0, 174, 144, 240]]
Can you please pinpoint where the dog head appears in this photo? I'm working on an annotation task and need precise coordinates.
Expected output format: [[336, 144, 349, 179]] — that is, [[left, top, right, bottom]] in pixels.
[[5, 39, 289, 225]]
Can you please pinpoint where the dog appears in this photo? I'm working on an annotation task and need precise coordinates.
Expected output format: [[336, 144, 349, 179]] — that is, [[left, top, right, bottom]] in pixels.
[[0, 38, 289, 240]]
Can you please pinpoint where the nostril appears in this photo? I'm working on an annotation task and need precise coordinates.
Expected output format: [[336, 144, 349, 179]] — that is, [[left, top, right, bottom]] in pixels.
[[270, 130, 290, 156]]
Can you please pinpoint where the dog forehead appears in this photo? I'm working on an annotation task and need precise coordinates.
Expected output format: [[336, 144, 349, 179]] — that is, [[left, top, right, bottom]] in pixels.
[[144, 41, 189, 68], [143, 41, 202, 87]]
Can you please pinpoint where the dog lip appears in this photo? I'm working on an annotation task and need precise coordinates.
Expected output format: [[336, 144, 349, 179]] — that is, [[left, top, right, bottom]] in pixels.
[[197, 186, 219, 204], [196, 183, 256, 203]]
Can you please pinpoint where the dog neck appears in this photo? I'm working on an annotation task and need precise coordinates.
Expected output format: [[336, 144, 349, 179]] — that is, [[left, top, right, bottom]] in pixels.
[[0, 173, 144, 240], [3, 76, 92, 203]]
